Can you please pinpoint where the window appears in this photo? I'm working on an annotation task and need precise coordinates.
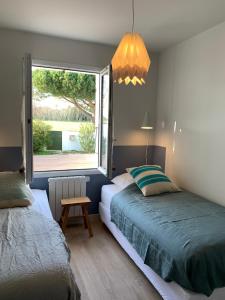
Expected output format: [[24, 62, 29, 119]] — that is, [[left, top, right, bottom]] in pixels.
[[22, 54, 112, 182], [32, 65, 99, 171]]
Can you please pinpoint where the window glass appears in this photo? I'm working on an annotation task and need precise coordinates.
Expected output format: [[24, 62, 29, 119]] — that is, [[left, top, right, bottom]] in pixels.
[[32, 66, 98, 171]]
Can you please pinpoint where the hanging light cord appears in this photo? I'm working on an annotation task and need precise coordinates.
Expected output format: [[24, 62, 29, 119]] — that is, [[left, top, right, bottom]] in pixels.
[[131, 0, 135, 33]]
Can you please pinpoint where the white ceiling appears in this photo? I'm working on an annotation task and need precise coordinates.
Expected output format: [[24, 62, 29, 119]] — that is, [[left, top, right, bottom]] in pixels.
[[0, 0, 225, 50]]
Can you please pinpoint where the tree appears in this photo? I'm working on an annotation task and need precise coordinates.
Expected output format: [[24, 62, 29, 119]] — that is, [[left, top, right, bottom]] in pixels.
[[32, 69, 96, 122]]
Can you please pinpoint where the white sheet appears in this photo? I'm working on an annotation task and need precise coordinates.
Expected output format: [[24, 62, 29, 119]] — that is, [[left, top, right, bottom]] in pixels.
[[30, 189, 53, 220], [99, 184, 225, 300], [101, 184, 123, 211]]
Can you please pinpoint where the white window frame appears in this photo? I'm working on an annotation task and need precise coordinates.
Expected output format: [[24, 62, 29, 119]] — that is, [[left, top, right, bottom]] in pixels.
[[23, 57, 113, 179], [98, 65, 113, 178], [22, 54, 33, 184]]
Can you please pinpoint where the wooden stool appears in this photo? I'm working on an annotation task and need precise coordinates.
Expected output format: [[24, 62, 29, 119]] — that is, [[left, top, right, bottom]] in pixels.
[[60, 196, 93, 237]]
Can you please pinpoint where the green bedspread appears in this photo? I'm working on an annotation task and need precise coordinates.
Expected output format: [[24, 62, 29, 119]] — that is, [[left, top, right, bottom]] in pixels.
[[110, 183, 225, 296]]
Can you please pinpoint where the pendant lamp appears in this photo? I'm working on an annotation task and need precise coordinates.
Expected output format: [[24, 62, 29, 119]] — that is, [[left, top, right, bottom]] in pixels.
[[111, 0, 150, 86]]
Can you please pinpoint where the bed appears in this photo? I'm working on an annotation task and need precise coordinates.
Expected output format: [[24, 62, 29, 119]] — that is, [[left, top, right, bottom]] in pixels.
[[0, 182, 80, 300], [30, 189, 53, 219], [99, 183, 225, 300]]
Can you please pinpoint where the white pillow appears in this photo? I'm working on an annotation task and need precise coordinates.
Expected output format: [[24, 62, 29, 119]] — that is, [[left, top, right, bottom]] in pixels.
[[111, 173, 134, 189]]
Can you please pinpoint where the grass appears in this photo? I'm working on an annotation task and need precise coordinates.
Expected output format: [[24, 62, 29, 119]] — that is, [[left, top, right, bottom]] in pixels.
[[40, 120, 92, 132], [34, 150, 61, 155]]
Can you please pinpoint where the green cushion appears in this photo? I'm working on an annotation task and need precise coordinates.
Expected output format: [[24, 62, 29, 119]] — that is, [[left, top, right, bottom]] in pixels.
[[0, 172, 33, 208]]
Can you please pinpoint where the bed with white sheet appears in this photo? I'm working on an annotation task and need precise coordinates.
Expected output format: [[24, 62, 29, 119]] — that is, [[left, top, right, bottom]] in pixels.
[[99, 183, 225, 300], [0, 172, 80, 300], [30, 189, 53, 219]]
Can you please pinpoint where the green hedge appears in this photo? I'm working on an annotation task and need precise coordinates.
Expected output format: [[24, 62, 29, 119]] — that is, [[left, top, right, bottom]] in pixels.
[[33, 120, 51, 153], [47, 131, 62, 150], [79, 123, 95, 153]]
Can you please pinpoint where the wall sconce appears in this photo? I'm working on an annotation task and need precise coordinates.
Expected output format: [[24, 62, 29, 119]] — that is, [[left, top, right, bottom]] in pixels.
[[141, 112, 153, 164]]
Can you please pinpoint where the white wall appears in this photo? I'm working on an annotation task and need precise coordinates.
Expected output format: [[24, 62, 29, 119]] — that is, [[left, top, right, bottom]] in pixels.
[[113, 55, 158, 146], [62, 131, 81, 151], [0, 28, 158, 147], [155, 21, 225, 206]]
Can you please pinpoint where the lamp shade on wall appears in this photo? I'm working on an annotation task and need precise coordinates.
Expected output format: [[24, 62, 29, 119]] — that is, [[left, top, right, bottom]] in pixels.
[[111, 33, 151, 86], [141, 112, 153, 129]]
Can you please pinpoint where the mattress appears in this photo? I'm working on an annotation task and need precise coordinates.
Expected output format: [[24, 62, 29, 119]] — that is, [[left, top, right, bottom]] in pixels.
[[101, 184, 123, 211], [100, 184, 225, 300], [30, 189, 53, 219]]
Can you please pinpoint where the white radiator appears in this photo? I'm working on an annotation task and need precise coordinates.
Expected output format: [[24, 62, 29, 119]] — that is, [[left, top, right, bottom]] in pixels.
[[48, 176, 88, 220]]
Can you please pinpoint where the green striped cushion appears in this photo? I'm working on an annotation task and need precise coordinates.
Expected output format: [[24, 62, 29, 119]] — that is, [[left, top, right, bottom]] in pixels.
[[127, 165, 180, 196]]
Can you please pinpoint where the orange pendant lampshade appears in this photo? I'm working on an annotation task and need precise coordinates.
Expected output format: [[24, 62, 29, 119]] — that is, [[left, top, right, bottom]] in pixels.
[[112, 32, 150, 86]]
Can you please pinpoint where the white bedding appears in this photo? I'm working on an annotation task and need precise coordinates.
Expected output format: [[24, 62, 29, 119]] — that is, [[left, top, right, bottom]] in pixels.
[[30, 189, 53, 220], [100, 183, 225, 300], [101, 184, 123, 211]]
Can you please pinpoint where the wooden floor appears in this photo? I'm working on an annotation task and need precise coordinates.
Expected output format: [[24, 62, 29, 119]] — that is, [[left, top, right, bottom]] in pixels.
[[66, 217, 162, 300]]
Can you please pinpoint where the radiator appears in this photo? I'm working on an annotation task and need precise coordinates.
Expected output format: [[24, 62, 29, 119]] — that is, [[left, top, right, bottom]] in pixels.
[[48, 176, 88, 220]]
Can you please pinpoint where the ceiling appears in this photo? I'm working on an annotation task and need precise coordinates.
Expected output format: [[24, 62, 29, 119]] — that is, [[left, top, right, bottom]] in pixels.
[[0, 0, 225, 50]]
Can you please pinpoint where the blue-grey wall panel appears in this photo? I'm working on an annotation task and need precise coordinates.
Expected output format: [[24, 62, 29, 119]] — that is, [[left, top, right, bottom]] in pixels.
[[112, 145, 166, 176], [0, 147, 23, 171], [31, 174, 111, 214], [0, 145, 166, 214], [151, 145, 166, 171]]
